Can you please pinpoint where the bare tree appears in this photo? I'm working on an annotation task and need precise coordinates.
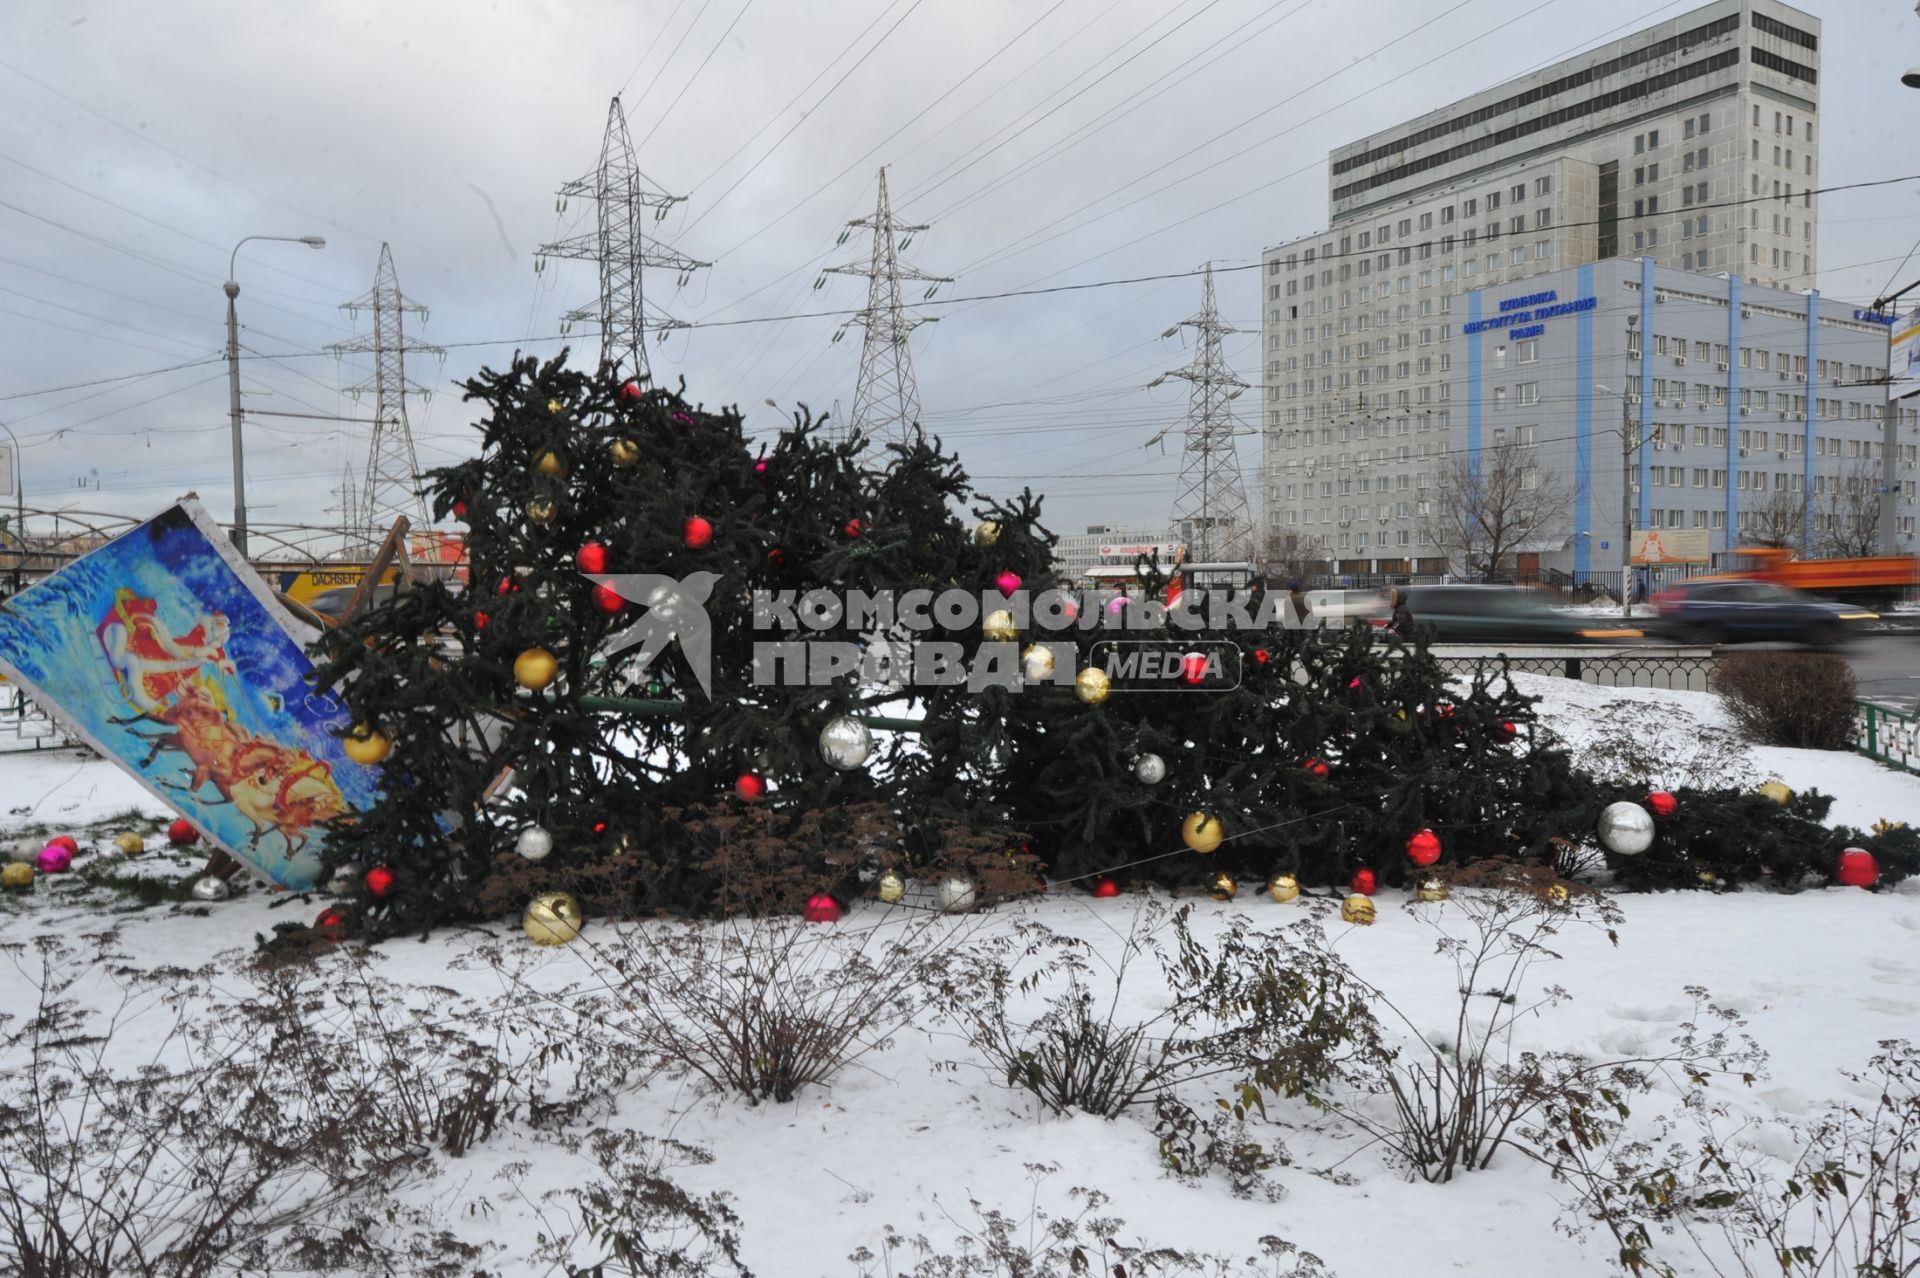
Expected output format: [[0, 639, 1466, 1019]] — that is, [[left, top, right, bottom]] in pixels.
[[1816, 456, 1881, 558], [1260, 530, 1329, 583], [1746, 484, 1805, 550], [1416, 436, 1575, 579]]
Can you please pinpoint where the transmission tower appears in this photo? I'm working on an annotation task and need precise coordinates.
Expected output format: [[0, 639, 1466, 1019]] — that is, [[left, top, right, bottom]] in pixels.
[[326, 464, 360, 559], [538, 96, 707, 381], [1154, 264, 1254, 564], [328, 243, 443, 555], [824, 167, 950, 453]]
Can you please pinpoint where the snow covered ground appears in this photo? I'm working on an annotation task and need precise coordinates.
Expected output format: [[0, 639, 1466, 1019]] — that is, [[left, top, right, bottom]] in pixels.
[[3, 678, 1919, 1276]]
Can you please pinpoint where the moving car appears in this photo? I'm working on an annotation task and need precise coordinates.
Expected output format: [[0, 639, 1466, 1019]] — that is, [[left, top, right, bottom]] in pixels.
[[302, 583, 399, 623], [1647, 579, 1876, 645], [1300, 588, 1389, 629], [1396, 585, 1643, 644]]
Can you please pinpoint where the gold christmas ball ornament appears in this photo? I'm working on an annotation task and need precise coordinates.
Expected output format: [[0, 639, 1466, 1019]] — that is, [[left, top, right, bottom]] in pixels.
[[1340, 893, 1376, 925], [983, 609, 1019, 641], [1547, 883, 1572, 906], [514, 647, 560, 691], [1, 862, 33, 891], [523, 891, 584, 945], [546, 398, 565, 416], [1265, 872, 1301, 903], [527, 497, 557, 524], [112, 831, 145, 857], [532, 449, 569, 478], [1020, 644, 1055, 682], [610, 437, 640, 467], [1074, 667, 1111, 705], [1181, 811, 1224, 855], [876, 868, 907, 904], [1417, 877, 1450, 902], [1207, 870, 1238, 901], [1757, 780, 1794, 807], [974, 519, 1001, 545], [341, 724, 392, 766]]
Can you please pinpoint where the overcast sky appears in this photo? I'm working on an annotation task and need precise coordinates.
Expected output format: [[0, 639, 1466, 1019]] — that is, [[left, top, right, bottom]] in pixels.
[[2, 0, 1916, 556]]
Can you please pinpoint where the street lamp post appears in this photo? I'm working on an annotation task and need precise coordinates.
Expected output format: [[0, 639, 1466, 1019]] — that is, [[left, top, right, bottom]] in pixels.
[[226, 234, 325, 558], [1595, 384, 1647, 617], [0, 420, 21, 594]]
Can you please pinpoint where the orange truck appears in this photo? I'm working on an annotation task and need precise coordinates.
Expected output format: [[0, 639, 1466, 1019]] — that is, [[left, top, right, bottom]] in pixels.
[[1722, 547, 1920, 609]]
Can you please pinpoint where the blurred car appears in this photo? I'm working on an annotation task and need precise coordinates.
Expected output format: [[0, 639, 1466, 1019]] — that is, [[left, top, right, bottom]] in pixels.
[[302, 583, 399, 623], [1300, 588, 1388, 628], [1647, 579, 1876, 645], [1396, 585, 1643, 644]]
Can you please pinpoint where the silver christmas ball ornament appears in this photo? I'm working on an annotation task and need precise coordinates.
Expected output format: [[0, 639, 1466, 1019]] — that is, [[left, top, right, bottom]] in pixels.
[[328, 862, 363, 893], [1133, 753, 1167, 785], [1596, 801, 1656, 856], [516, 825, 555, 862], [934, 877, 978, 913], [819, 715, 875, 771], [190, 875, 230, 902]]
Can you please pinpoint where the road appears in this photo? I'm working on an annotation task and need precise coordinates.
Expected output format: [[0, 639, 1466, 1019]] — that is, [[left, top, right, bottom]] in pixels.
[[1842, 633, 1919, 712]]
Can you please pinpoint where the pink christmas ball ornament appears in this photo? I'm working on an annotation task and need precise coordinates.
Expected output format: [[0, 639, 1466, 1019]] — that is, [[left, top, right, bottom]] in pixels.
[[36, 844, 73, 874]]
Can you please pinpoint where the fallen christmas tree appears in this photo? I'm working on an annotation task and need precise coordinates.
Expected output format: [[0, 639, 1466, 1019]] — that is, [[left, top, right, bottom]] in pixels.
[[305, 356, 1918, 941]]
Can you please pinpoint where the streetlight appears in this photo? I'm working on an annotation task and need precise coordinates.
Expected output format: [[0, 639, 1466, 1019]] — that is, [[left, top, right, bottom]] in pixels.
[[226, 234, 325, 557], [1594, 383, 1648, 616], [0, 419, 21, 594]]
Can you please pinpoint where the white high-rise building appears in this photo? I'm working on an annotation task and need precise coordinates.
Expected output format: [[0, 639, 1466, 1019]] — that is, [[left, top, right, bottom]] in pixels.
[[1260, 0, 1836, 576]]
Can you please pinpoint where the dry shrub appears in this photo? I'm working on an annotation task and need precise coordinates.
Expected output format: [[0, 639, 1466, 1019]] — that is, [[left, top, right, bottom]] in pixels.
[[1714, 651, 1858, 750]]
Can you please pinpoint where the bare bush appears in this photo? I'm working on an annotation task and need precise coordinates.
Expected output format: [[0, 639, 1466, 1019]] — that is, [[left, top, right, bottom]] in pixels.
[[507, 1132, 750, 1278], [848, 1163, 1332, 1277], [1564, 700, 1756, 793], [1541, 1040, 1920, 1278], [932, 903, 1366, 1125], [489, 907, 980, 1105], [1318, 865, 1760, 1184], [0, 932, 515, 1277], [1714, 652, 1858, 751]]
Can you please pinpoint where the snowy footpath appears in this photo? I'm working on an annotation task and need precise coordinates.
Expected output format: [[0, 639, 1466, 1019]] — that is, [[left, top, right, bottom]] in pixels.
[[2, 677, 1918, 1276]]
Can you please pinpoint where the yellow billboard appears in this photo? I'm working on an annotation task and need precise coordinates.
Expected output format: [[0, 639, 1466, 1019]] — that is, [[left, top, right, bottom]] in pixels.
[[270, 566, 399, 606], [1631, 529, 1710, 564]]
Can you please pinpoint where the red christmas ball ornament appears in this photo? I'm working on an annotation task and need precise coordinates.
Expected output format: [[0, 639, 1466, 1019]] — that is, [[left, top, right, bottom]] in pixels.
[[843, 517, 863, 539], [734, 772, 766, 802], [1304, 757, 1330, 778], [1406, 828, 1443, 867], [592, 821, 607, 835], [753, 457, 770, 478], [767, 547, 786, 568], [1181, 652, 1208, 686], [802, 892, 843, 923], [1091, 877, 1121, 898], [1252, 648, 1271, 666], [1647, 790, 1678, 819], [1834, 847, 1879, 888], [683, 516, 714, 548], [47, 835, 78, 855], [496, 576, 519, 597], [1350, 867, 1378, 896], [577, 541, 610, 574], [1436, 702, 1456, 720], [619, 380, 642, 402], [314, 907, 350, 940], [473, 610, 490, 631], [166, 818, 199, 847], [591, 582, 627, 616], [1348, 676, 1363, 691], [364, 866, 395, 900], [452, 500, 468, 519], [1496, 721, 1518, 742]]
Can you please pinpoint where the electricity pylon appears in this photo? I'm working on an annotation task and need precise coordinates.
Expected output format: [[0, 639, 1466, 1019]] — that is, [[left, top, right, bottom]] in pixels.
[[538, 95, 707, 381], [824, 167, 950, 453], [328, 242, 443, 554], [327, 464, 360, 559], [1154, 264, 1254, 564]]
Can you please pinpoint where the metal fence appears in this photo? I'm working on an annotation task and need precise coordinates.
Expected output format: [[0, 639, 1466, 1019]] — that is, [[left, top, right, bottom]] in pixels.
[[1431, 647, 1719, 692], [0, 683, 73, 752], [1855, 700, 1920, 774]]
